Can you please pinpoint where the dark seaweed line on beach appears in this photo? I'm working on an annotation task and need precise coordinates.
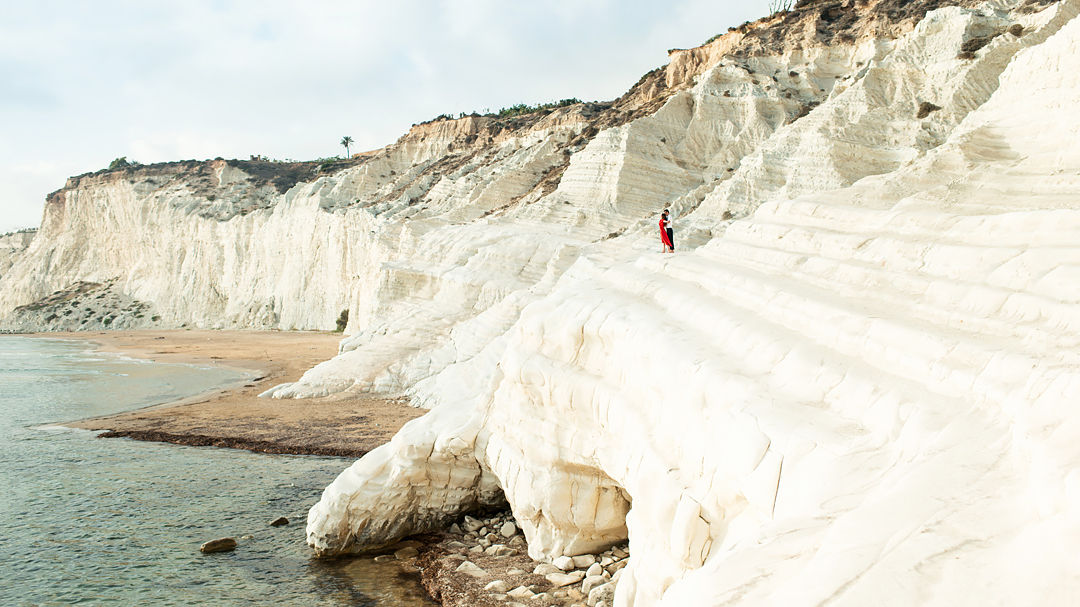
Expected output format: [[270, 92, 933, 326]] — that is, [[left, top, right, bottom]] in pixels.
[[96, 430, 365, 457]]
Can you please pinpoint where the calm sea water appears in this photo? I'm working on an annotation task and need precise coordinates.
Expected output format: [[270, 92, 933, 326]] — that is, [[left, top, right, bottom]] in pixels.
[[0, 336, 434, 607]]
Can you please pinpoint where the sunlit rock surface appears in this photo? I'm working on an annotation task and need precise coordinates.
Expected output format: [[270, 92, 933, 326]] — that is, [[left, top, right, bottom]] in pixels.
[[306, 1, 1080, 605], [4, 0, 1079, 604]]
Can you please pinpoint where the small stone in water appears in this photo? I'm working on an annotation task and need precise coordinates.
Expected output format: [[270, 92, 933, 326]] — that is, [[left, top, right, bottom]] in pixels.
[[200, 537, 237, 553], [269, 516, 289, 527]]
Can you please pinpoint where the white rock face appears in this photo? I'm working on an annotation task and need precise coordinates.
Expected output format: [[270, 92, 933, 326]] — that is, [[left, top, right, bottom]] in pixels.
[[6, 0, 1079, 604], [305, 1, 1080, 605], [0, 230, 34, 280]]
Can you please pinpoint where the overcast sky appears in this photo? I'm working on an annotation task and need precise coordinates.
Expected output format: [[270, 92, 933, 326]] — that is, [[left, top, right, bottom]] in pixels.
[[0, 0, 774, 233]]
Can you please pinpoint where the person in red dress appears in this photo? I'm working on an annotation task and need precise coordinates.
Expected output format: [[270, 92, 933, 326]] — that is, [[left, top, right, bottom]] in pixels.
[[660, 209, 674, 253]]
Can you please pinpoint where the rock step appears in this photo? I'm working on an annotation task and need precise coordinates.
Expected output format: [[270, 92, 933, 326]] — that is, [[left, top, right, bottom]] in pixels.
[[721, 219, 1080, 303], [605, 255, 1051, 411], [704, 238, 1080, 355]]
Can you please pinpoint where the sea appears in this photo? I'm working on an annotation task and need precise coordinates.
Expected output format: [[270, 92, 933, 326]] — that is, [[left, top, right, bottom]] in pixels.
[[0, 336, 435, 606]]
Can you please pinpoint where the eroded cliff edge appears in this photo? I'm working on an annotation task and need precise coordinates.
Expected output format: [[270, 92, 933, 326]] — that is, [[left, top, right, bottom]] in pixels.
[[4, 0, 1079, 604]]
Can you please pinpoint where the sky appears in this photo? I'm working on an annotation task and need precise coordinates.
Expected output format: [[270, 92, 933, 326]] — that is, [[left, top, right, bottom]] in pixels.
[[0, 0, 775, 234]]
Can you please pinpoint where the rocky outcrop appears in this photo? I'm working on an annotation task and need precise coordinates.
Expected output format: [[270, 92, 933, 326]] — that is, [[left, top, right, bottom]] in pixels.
[[304, 0, 1080, 605]]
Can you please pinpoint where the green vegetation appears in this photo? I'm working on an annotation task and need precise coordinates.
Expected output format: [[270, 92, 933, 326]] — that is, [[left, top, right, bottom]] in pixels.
[[424, 98, 584, 124], [108, 157, 140, 170], [335, 309, 349, 332], [340, 136, 354, 157]]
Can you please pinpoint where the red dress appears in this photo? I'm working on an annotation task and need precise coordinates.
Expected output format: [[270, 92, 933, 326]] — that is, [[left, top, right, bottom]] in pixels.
[[660, 217, 673, 249]]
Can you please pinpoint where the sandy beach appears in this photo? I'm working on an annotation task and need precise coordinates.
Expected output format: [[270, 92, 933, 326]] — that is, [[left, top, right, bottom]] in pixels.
[[52, 330, 426, 457]]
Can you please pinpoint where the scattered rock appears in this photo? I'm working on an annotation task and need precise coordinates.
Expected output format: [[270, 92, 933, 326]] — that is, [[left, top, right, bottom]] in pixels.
[[269, 516, 289, 527], [507, 585, 536, 600], [373, 554, 395, 563], [507, 568, 528, 576], [462, 515, 484, 533], [611, 547, 628, 559], [588, 581, 616, 607], [535, 563, 561, 575], [500, 521, 517, 537], [199, 537, 237, 553], [484, 580, 510, 593], [586, 563, 604, 578], [546, 571, 587, 588], [394, 546, 419, 559], [607, 560, 628, 574], [456, 560, 488, 578], [553, 555, 576, 571], [572, 555, 597, 569], [449, 523, 463, 534], [582, 575, 607, 597], [484, 532, 499, 543], [599, 556, 614, 567]]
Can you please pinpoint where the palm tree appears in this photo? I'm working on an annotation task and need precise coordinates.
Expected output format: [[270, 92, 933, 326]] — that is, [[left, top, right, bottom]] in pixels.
[[340, 136, 354, 158]]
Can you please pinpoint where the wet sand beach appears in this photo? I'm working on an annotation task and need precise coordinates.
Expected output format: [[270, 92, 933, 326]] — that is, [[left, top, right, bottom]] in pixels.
[[53, 330, 426, 457]]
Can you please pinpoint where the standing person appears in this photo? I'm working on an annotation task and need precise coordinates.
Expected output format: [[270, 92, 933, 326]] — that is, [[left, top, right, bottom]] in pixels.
[[659, 210, 671, 252], [660, 209, 675, 253]]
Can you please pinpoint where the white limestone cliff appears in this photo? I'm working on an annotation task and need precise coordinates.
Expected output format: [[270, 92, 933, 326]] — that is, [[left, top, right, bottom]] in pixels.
[[4, 0, 1079, 604], [303, 0, 1080, 605], [0, 229, 34, 281]]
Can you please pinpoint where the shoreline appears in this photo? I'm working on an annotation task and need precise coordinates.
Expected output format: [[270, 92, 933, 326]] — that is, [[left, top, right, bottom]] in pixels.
[[33, 330, 428, 458]]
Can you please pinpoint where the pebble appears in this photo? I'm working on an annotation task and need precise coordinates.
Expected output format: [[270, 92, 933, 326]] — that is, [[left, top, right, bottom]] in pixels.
[[572, 554, 597, 569], [553, 555, 576, 571], [269, 516, 289, 527], [199, 538, 237, 553], [588, 582, 615, 607], [484, 580, 510, 593], [485, 532, 499, 543], [394, 547, 419, 559], [581, 575, 607, 596], [612, 547, 628, 559], [607, 560, 628, 574], [449, 523, 463, 534], [586, 563, 604, 578], [462, 516, 484, 533], [500, 521, 517, 537], [507, 568, 528, 576], [455, 561, 488, 578], [469, 545, 484, 553], [534, 563, 561, 576], [373, 554, 395, 563], [507, 585, 535, 600], [599, 556, 614, 567], [546, 571, 586, 588]]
